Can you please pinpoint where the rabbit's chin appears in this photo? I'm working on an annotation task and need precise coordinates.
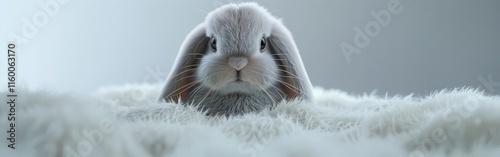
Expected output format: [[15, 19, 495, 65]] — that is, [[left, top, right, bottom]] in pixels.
[[213, 80, 268, 94]]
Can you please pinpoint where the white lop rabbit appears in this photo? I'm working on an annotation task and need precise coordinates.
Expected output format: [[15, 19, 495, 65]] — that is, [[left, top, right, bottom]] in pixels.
[[157, 2, 313, 116]]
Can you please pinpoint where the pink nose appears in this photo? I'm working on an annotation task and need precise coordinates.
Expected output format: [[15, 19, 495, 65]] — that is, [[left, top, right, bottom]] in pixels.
[[228, 57, 248, 71]]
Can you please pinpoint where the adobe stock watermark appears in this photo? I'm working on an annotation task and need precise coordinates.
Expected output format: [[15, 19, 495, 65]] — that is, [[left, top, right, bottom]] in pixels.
[[234, 119, 287, 157], [63, 117, 116, 157], [143, 64, 169, 84], [407, 98, 480, 157], [237, 132, 274, 157], [340, 0, 404, 63], [126, 64, 169, 102], [478, 73, 500, 94], [62, 65, 167, 156], [66, 65, 169, 156], [100, 64, 169, 116], [7, 0, 70, 45]]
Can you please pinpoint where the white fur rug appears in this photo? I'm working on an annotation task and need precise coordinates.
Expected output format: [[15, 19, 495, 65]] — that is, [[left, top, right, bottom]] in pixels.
[[1, 84, 500, 157]]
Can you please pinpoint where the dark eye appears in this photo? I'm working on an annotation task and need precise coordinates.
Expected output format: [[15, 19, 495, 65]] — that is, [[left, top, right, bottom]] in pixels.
[[260, 36, 267, 52], [210, 37, 217, 52]]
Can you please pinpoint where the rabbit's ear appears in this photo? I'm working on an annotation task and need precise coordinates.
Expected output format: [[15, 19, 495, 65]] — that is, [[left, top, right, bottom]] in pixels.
[[268, 21, 313, 100], [158, 23, 210, 103]]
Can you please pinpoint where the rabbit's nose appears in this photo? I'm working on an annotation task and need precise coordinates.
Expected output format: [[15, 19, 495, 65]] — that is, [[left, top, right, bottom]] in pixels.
[[228, 57, 248, 71]]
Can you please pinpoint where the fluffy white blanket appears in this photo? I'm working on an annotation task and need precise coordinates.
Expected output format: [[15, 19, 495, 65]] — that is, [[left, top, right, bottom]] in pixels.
[[1, 84, 500, 157]]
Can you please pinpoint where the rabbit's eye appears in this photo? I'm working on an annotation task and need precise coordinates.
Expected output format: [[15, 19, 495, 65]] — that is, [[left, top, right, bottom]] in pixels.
[[260, 36, 267, 52], [210, 37, 217, 52]]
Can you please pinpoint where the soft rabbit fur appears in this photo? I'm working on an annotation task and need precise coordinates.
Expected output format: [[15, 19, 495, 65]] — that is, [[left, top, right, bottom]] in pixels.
[[157, 2, 313, 116]]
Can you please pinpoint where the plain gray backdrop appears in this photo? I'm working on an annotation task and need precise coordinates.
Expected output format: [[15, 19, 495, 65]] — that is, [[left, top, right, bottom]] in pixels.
[[1, 0, 499, 96]]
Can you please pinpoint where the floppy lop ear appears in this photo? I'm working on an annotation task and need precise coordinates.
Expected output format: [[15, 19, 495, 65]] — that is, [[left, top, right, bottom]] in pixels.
[[268, 20, 313, 100], [157, 23, 210, 103]]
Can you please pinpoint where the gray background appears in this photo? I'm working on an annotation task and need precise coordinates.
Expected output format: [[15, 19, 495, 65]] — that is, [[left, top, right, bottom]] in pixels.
[[1, 0, 499, 96]]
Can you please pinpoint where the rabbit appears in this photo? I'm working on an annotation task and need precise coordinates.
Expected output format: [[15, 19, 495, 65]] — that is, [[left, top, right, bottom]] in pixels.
[[157, 2, 313, 116]]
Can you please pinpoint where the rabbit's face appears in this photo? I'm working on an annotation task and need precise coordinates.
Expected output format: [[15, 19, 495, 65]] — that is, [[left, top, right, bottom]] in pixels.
[[197, 4, 279, 94]]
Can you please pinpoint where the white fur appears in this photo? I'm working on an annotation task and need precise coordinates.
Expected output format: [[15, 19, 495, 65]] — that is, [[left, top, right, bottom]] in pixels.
[[1, 85, 500, 157]]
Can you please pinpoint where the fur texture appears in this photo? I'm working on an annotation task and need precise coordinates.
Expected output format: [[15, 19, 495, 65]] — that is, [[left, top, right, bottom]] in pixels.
[[1, 84, 500, 157], [157, 2, 313, 116]]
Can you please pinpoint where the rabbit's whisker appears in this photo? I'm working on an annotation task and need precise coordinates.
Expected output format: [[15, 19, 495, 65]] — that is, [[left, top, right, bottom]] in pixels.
[[277, 69, 300, 79], [166, 79, 201, 99], [195, 88, 212, 109], [270, 84, 286, 100], [170, 70, 197, 83], [260, 87, 277, 107], [270, 78, 303, 96]]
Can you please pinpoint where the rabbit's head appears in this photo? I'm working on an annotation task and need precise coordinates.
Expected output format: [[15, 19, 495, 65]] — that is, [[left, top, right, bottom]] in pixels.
[[199, 3, 279, 94], [158, 2, 313, 103]]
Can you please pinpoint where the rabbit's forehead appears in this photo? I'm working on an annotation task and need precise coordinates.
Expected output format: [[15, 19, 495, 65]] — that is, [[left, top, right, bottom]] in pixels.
[[205, 3, 274, 38]]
